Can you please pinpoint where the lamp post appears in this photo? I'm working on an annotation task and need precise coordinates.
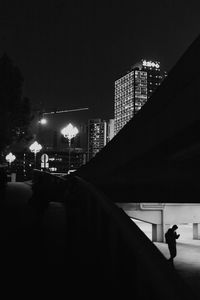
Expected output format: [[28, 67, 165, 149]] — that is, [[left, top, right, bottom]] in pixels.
[[29, 141, 42, 168], [5, 152, 16, 167], [5, 152, 16, 182], [61, 123, 79, 171]]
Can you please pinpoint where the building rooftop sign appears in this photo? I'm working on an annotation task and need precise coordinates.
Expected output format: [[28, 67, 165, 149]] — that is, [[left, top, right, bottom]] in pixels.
[[142, 60, 160, 69]]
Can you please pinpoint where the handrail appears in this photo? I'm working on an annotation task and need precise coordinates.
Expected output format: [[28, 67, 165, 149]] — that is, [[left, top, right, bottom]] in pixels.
[[29, 170, 192, 298], [62, 175, 192, 298]]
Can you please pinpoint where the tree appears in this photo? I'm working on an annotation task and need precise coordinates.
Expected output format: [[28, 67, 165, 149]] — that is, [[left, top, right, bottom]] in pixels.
[[0, 53, 33, 155]]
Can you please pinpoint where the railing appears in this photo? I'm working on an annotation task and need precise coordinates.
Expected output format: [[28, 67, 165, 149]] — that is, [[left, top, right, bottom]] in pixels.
[[29, 170, 192, 298], [30, 169, 68, 213], [62, 175, 192, 298]]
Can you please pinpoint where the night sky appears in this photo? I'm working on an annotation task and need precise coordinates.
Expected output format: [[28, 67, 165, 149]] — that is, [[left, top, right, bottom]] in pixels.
[[0, 0, 199, 128]]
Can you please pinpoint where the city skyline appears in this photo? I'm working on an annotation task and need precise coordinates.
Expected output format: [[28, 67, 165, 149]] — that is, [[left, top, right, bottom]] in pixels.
[[0, 1, 199, 125]]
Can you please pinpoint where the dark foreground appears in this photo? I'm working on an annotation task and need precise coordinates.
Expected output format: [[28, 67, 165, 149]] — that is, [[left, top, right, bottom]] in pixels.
[[0, 177, 196, 299]]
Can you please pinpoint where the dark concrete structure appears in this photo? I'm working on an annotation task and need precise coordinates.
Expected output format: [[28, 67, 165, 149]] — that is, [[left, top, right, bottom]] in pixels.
[[75, 35, 200, 203], [1, 172, 193, 299]]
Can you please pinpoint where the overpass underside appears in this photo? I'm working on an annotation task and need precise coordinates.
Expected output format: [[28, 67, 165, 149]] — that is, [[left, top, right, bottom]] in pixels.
[[117, 203, 200, 242]]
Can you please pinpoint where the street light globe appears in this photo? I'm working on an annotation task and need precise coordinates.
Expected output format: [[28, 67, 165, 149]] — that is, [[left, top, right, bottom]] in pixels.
[[5, 152, 16, 164], [39, 118, 47, 125], [29, 141, 42, 154], [61, 123, 79, 140]]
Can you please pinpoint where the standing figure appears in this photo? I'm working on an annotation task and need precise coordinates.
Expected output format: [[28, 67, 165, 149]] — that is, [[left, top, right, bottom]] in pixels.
[[165, 225, 180, 265]]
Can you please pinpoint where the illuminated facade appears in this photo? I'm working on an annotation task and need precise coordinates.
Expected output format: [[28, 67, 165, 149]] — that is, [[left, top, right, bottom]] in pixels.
[[114, 59, 167, 135], [87, 118, 114, 160]]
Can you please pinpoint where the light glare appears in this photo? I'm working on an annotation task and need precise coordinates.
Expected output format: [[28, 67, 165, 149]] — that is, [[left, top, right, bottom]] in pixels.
[[61, 123, 79, 140], [29, 141, 42, 154], [39, 118, 47, 125], [6, 152, 16, 164]]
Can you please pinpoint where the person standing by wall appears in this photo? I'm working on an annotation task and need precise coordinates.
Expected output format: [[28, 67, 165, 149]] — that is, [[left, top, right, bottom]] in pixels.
[[165, 225, 180, 265]]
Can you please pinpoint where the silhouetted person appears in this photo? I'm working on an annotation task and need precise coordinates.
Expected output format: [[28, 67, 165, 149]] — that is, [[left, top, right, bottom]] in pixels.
[[165, 225, 180, 265]]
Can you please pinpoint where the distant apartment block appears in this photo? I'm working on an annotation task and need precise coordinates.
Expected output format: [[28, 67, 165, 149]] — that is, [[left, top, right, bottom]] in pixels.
[[87, 118, 114, 160]]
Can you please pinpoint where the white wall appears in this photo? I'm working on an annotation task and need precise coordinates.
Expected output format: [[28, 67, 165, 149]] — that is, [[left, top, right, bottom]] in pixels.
[[117, 203, 200, 225]]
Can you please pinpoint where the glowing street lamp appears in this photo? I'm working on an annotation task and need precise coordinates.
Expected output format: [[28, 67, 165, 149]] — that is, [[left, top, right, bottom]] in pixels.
[[61, 123, 79, 170], [6, 152, 16, 167], [38, 117, 47, 125], [29, 141, 42, 168]]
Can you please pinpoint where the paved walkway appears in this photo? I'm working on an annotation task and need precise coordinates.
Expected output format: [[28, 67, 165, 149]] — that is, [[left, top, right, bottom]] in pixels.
[[5, 181, 33, 200], [155, 242, 200, 291], [135, 220, 200, 295]]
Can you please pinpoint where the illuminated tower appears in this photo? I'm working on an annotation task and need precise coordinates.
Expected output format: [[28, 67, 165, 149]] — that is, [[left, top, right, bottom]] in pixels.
[[114, 59, 167, 135], [87, 118, 115, 160], [87, 119, 107, 160]]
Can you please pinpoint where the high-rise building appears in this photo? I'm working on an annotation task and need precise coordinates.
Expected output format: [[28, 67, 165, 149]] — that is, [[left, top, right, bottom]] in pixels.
[[87, 118, 114, 160], [114, 59, 167, 135]]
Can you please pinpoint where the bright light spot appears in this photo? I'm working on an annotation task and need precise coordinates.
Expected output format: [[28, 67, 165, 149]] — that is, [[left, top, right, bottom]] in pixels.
[[29, 141, 42, 154], [5, 152, 16, 164], [40, 118, 47, 125], [68, 169, 76, 174], [142, 60, 160, 69], [61, 123, 79, 140], [49, 167, 57, 172]]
